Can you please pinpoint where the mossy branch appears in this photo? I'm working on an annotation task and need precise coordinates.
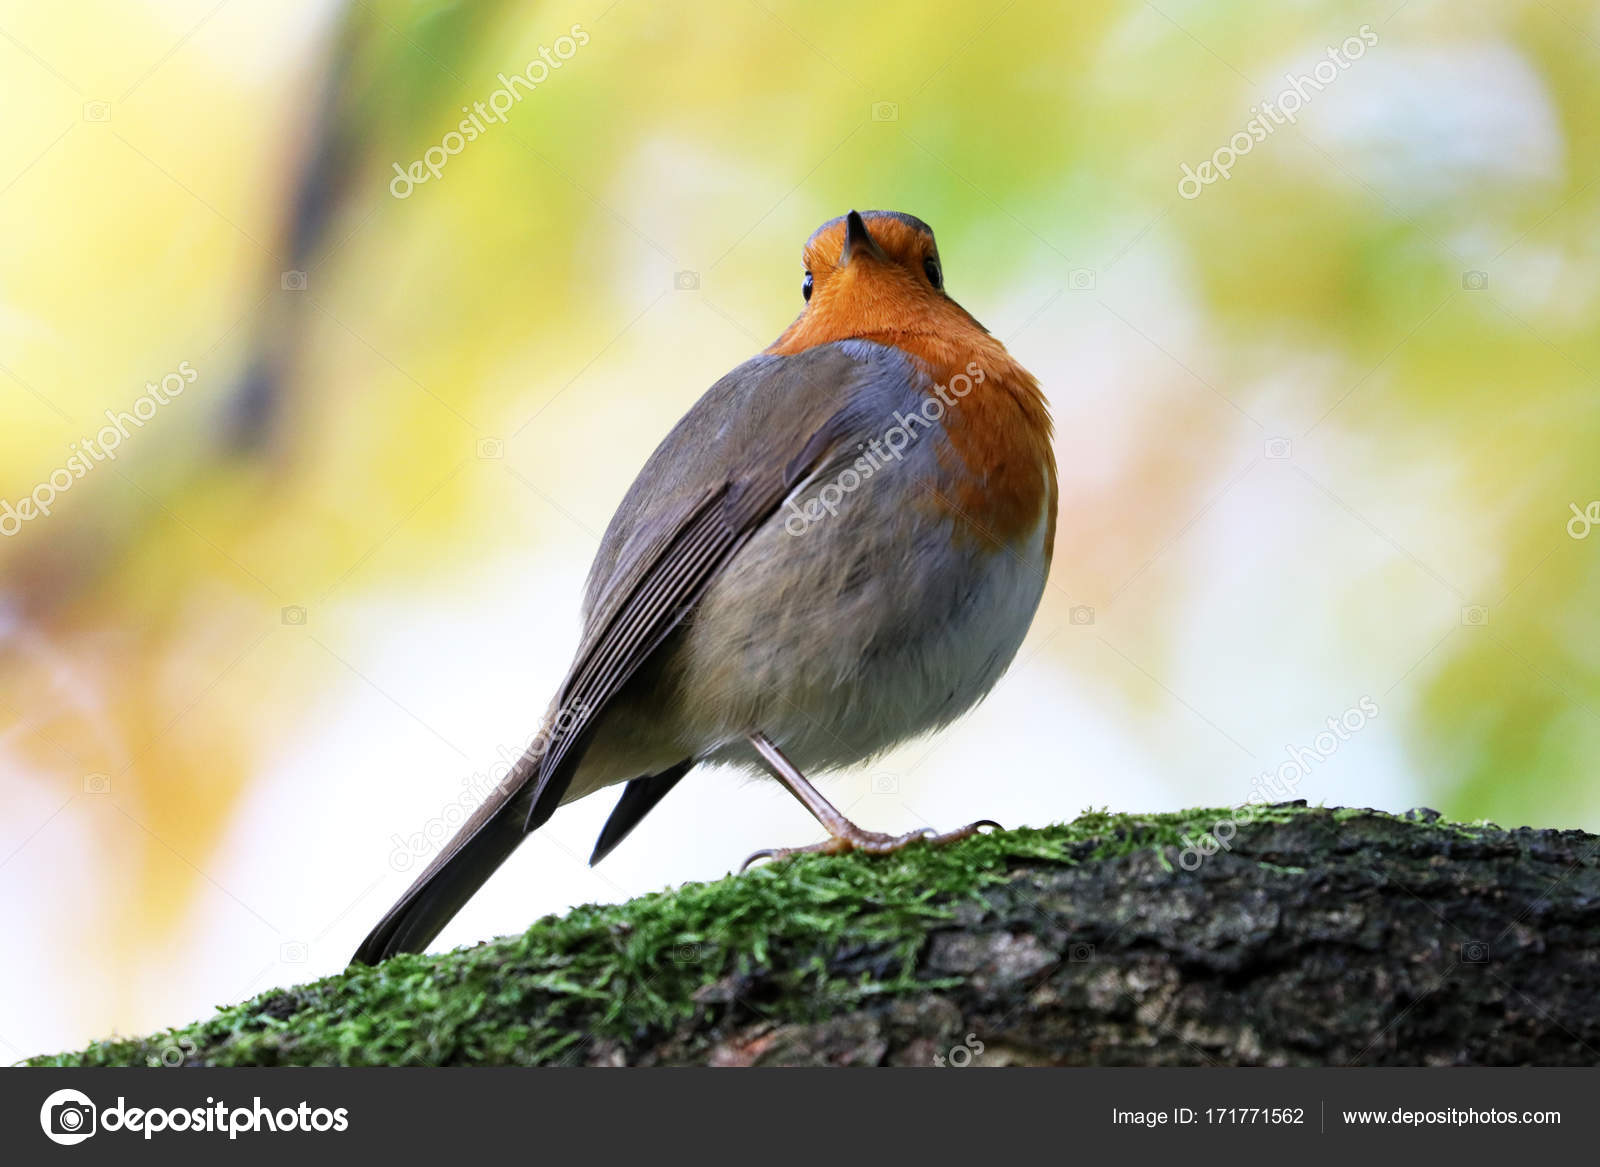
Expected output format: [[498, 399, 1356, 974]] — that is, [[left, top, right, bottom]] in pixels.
[[30, 804, 1600, 1066]]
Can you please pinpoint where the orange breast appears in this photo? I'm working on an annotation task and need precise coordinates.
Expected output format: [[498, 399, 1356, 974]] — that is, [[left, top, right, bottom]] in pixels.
[[885, 329, 1057, 560], [765, 264, 1056, 559]]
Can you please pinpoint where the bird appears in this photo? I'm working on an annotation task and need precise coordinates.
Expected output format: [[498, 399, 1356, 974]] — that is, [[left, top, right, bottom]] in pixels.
[[352, 209, 1057, 964]]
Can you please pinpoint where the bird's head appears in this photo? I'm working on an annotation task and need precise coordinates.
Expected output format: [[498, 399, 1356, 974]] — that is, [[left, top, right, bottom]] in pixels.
[[767, 210, 985, 354]]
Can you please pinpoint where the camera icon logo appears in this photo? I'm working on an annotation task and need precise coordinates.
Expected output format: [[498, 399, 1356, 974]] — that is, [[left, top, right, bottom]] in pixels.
[[476, 437, 504, 460], [1460, 605, 1488, 627], [674, 270, 700, 291], [1264, 437, 1292, 460], [281, 270, 308, 292], [1461, 270, 1488, 291], [280, 940, 309, 963], [83, 773, 111, 795], [82, 101, 111, 122], [871, 101, 899, 121], [281, 605, 307, 626], [670, 942, 703, 964], [1068, 268, 1096, 291], [1069, 942, 1096, 962], [1460, 940, 1489, 963], [1069, 604, 1095, 626], [40, 1088, 97, 1145], [869, 772, 899, 795]]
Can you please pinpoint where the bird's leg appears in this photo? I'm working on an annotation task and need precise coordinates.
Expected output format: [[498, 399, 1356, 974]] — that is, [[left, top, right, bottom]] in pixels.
[[739, 731, 999, 870]]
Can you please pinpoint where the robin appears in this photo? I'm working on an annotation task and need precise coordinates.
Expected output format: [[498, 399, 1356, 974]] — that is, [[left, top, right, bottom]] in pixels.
[[353, 210, 1057, 964]]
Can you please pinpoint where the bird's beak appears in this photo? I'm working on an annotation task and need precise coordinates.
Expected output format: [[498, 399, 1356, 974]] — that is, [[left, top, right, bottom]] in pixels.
[[838, 209, 887, 267]]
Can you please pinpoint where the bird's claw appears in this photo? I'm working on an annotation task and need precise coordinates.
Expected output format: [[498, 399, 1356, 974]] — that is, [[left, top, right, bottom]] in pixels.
[[738, 819, 1001, 872]]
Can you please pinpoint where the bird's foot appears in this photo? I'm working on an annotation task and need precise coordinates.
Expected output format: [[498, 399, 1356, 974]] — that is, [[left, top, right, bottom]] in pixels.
[[739, 819, 1000, 872]]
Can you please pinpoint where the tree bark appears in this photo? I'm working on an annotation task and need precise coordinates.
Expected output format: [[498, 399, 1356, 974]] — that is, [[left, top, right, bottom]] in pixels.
[[664, 808, 1600, 1066]]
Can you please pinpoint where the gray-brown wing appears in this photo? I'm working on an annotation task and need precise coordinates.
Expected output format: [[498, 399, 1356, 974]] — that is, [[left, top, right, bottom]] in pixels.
[[524, 340, 925, 828]]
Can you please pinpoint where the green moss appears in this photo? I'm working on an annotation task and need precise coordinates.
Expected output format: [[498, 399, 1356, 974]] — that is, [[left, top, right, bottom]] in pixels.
[[27, 802, 1491, 1067]]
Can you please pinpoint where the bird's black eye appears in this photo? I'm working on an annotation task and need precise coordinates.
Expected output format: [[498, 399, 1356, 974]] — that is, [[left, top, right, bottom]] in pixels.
[[802, 271, 813, 301], [923, 257, 943, 289]]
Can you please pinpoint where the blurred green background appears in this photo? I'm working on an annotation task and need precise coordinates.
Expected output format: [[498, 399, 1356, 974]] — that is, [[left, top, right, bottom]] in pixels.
[[3, 0, 1597, 1057]]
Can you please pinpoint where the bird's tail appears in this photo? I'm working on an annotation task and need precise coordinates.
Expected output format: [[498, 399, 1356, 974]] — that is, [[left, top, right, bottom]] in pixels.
[[352, 701, 693, 964], [354, 691, 589, 966], [351, 786, 537, 966]]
